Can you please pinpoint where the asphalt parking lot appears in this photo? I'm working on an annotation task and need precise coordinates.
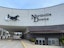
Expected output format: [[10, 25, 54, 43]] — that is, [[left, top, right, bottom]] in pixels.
[[0, 40, 24, 48], [0, 40, 63, 48]]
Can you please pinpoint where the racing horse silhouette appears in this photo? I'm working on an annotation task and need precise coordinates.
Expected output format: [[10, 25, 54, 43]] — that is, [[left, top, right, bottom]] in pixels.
[[7, 14, 19, 21]]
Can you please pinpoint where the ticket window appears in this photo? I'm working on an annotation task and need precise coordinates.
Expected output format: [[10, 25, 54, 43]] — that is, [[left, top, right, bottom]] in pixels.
[[42, 40, 45, 45], [48, 38, 59, 46], [36, 38, 45, 45], [39, 40, 45, 45], [35, 40, 38, 44]]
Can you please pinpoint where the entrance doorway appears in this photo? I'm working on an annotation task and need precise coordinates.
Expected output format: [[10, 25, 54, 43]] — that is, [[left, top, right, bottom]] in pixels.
[[48, 38, 59, 45]]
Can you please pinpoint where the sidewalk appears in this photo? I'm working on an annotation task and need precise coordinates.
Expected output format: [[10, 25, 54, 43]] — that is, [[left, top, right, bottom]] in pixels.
[[21, 40, 63, 48]]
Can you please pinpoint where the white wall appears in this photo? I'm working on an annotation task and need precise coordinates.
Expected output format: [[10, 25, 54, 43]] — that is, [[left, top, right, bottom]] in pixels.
[[0, 4, 64, 26]]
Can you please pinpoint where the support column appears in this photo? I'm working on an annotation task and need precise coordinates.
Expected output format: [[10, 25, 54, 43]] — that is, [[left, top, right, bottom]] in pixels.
[[1, 29, 4, 39], [45, 37, 48, 45]]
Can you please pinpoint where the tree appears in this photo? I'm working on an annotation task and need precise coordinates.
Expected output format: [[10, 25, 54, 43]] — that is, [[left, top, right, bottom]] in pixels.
[[60, 37, 64, 45]]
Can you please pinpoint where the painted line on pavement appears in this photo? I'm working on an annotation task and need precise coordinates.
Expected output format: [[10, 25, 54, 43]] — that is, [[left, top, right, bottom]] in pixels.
[[21, 41, 26, 48]]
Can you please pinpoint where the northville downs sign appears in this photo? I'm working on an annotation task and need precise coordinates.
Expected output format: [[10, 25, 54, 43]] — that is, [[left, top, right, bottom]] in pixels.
[[31, 13, 51, 22]]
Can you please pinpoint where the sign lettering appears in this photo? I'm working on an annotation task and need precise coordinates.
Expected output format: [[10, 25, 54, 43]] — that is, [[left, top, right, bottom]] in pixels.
[[31, 13, 51, 22]]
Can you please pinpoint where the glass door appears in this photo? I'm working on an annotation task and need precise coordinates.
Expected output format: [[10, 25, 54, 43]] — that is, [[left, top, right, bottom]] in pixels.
[[48, 38, 59, 46]]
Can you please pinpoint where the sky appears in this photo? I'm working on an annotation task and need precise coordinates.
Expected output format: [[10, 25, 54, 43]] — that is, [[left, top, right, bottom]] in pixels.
[[0, 0, 64, 9]]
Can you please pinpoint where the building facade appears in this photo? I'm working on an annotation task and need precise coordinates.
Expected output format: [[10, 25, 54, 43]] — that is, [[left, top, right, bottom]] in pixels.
[[0, 3, 64, 46]]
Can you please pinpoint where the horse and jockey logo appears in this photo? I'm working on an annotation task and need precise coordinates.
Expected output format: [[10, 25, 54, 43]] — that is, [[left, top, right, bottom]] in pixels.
[[5, 14, 20, 21]]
